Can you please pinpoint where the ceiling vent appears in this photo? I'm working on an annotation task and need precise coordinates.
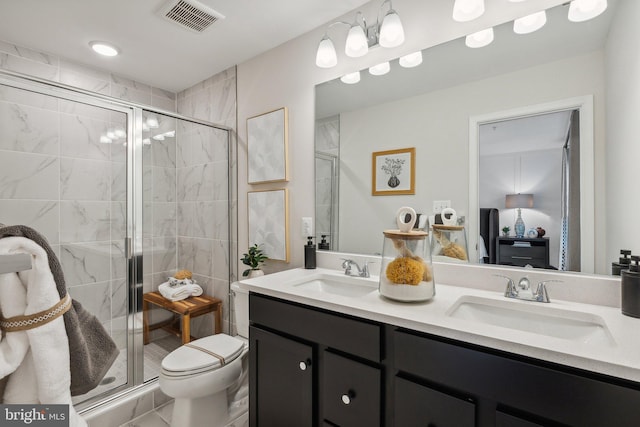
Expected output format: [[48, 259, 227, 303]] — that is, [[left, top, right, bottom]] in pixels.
[[159, 0, 225, 33]]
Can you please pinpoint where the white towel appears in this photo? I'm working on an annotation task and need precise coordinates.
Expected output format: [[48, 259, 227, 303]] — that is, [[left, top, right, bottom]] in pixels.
[[158, 278, 203, 301], [0, 236, 86, 427]]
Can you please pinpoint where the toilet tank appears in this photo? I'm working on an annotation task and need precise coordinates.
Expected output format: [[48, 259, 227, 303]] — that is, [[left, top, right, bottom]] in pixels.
[[231, 282, 249, 338]]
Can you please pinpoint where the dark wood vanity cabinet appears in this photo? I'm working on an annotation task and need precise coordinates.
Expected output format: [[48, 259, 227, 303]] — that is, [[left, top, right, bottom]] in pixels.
[[249, 293, 640, 427], [394, 329, 640, 427], [249, 293, 383, 427]]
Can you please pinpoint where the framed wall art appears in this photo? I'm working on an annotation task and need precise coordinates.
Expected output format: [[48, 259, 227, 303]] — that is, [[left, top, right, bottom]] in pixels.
[[247, 107, 289, 184], [372, 147, 416, 195], [247, 188, 289, 262]]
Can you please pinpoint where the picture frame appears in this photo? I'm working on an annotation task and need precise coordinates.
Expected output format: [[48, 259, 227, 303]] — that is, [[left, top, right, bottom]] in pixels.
[[247, 107, 289, 184], [372, 147, 416, 195], [247, 188, 290, 262]]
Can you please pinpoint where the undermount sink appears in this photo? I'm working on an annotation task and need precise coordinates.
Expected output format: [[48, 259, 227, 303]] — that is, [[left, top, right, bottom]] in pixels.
[[290, 273, 377, 298], [446, 295, 615, 347]]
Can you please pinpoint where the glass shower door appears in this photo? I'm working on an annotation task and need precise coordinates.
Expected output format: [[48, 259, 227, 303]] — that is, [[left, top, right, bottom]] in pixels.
[[0, 79, 134, 405]]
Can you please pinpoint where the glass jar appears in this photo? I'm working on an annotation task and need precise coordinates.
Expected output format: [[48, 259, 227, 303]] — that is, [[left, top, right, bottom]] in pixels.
[[379, 229, 435, 302], [430, 224, 469, 263]]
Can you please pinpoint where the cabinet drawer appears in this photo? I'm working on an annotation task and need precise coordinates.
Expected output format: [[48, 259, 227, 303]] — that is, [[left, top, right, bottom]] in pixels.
[[323, 351, 381, 427], [496, 411, 544, 427], [499, 244, 546, 260], [250, 293, 381, 362], [394, 377, 475, 427]]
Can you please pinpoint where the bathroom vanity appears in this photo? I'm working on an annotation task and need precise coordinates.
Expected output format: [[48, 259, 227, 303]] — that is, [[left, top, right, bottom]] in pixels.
[[243, 265, 640, 427]]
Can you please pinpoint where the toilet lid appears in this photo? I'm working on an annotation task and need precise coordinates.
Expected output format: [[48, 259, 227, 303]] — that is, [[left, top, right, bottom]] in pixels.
[[162, 334, 244, 376]]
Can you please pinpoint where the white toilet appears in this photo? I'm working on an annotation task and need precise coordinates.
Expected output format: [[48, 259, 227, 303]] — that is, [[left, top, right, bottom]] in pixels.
[[159, 282, 249, 427]]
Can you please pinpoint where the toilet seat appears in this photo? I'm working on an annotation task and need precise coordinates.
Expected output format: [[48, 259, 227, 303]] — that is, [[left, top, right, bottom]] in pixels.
[[161, 334, 244, 378]]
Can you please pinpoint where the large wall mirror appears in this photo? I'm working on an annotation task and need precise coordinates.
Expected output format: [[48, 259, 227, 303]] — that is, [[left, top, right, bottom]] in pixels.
[[315, 0, 633, 275]]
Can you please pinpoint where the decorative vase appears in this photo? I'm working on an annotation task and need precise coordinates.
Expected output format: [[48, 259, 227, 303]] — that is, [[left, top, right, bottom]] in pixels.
[[247, 269, 264, 279], [536, 227, 546, 237], [387, 175, 400, 188], [514, 208, 525, 238]]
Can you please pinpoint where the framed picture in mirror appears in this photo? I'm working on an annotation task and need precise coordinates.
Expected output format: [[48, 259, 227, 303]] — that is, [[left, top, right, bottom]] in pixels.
[[372, 147, 415, 195], [247, 107, 289, 184], [247, 188, 290, 262]]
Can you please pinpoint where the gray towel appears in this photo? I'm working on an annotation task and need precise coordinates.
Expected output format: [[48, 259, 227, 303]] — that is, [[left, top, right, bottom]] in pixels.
[[0, 224, 119, 397]]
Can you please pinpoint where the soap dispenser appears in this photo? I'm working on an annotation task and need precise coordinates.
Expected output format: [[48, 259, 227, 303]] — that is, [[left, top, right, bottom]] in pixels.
[[304, 236, 316, 269], [318, 235, 330, 250], [612, 249, 632, 276], [621, 255, 640, 318]]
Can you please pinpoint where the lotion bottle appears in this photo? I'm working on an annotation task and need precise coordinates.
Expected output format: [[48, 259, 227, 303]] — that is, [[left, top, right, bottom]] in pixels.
[[304, 236, 316, 269], [621, 255, 640, 318]]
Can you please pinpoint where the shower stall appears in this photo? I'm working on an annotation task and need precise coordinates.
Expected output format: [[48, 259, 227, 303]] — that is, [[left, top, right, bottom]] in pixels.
[[0, 70, 232, 410]]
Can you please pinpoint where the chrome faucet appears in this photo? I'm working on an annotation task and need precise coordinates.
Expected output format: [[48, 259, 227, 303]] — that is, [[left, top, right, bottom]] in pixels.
[[495, 274, 561, 303], [341, 259, 373, 278]]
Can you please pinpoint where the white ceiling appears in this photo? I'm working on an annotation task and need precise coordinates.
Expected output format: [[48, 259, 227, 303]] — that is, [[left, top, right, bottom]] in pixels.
[[0, 0, 370, 92]]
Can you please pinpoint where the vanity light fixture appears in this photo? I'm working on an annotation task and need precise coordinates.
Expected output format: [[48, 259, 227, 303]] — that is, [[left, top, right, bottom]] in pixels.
[[452, 0, 485, 22], [340, 71, 361, 84], [465, 27, 494, 48], [369, 61, 390, 76], [89, 41, 120, 57], [315, 0, 404, 68], [568, 0, 607, 22], [399, 51, 423, 68], [513, 10, 547, 34]]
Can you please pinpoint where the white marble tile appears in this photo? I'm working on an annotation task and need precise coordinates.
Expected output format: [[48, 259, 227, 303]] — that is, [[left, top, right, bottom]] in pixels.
[[152, 167, 176, 203], [0, 102, 59, 154], [0, 200, 59, 243], [112, 161, 127, 202], [60, 158, 111, 201], [58, 68, 110, 96], [61, 242, 112, 287], [0, 52, 59, 81], [177, 237, 195, 273], [87, 391, 153, 427], [111, 75, 151, 93], [213, 239, 230, 281], [142, 166, 153, 202], [0, 40, 57, 66], [212, 200, 229, 241], [152, 237, 176, 274], [150, 96, 175, 113], [59, 200, 111, 243], [59, 58, 110, 82], [0, 84, 58, 111], [176, 202, 194, 237], [111, 84, 151, 105], [60, 113, 111, 160], [151, 136, 176, 169], [111, 201, 126, 240], [175, 122, 190, 168], [212, 161, 229, 201], [153, 203, 176, 237], [68, 280, 111, 323], [193, 238, 214, 277], [207, 80, 236, 125], [193, 201, 215, 238], [119, 409, 169, 427], [59, 99, 112, 121], [0, 151, 58, 199], [111, 241, 127, 281], [111, 278, 127, 319]]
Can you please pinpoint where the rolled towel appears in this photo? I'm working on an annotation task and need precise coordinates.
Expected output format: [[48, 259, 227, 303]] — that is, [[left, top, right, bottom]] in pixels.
[[158, 279, 203, 301]]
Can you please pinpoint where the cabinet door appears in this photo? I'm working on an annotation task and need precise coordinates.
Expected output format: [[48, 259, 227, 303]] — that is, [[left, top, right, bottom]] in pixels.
[[250, 326, 314, 427], [394, 377, 475, 427], [323, 351, 381, 427]]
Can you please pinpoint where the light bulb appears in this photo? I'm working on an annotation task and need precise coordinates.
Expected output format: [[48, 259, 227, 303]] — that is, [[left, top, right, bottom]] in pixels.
[[513, 10, 547, 34], [369, 62, 390, 76], [99, 135, 112, 144], [340, 71, 361, 84], [379, 10, 405, 48], [399, 51, 423, 68], [568, 0, 607, 22], [115, 128, 126, 138], [146, 116, 159, 129], [89, 41, 119, 57], [465, 27, 494, 48], [345, 24, 368, 57], [452, 0, 485, 22], [315, 35, 337, 68]]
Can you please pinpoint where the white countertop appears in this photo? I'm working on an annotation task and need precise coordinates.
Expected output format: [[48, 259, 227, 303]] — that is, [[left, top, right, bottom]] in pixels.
[[239, 266, 640, 383]]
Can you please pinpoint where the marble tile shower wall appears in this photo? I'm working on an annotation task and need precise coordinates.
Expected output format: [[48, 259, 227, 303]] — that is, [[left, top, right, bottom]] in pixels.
[[315, 116, 339, 249], [177, 66, 237, 334], [0, 84, 130, 348], [0, 40, 177, 112]]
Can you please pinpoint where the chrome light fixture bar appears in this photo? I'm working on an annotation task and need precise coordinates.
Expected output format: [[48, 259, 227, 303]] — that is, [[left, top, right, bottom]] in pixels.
[[315, 0, 405, 69]]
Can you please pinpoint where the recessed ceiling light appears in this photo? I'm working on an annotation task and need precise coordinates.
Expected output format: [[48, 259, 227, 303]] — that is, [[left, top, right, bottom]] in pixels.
[[89, 41, 120, 57]]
